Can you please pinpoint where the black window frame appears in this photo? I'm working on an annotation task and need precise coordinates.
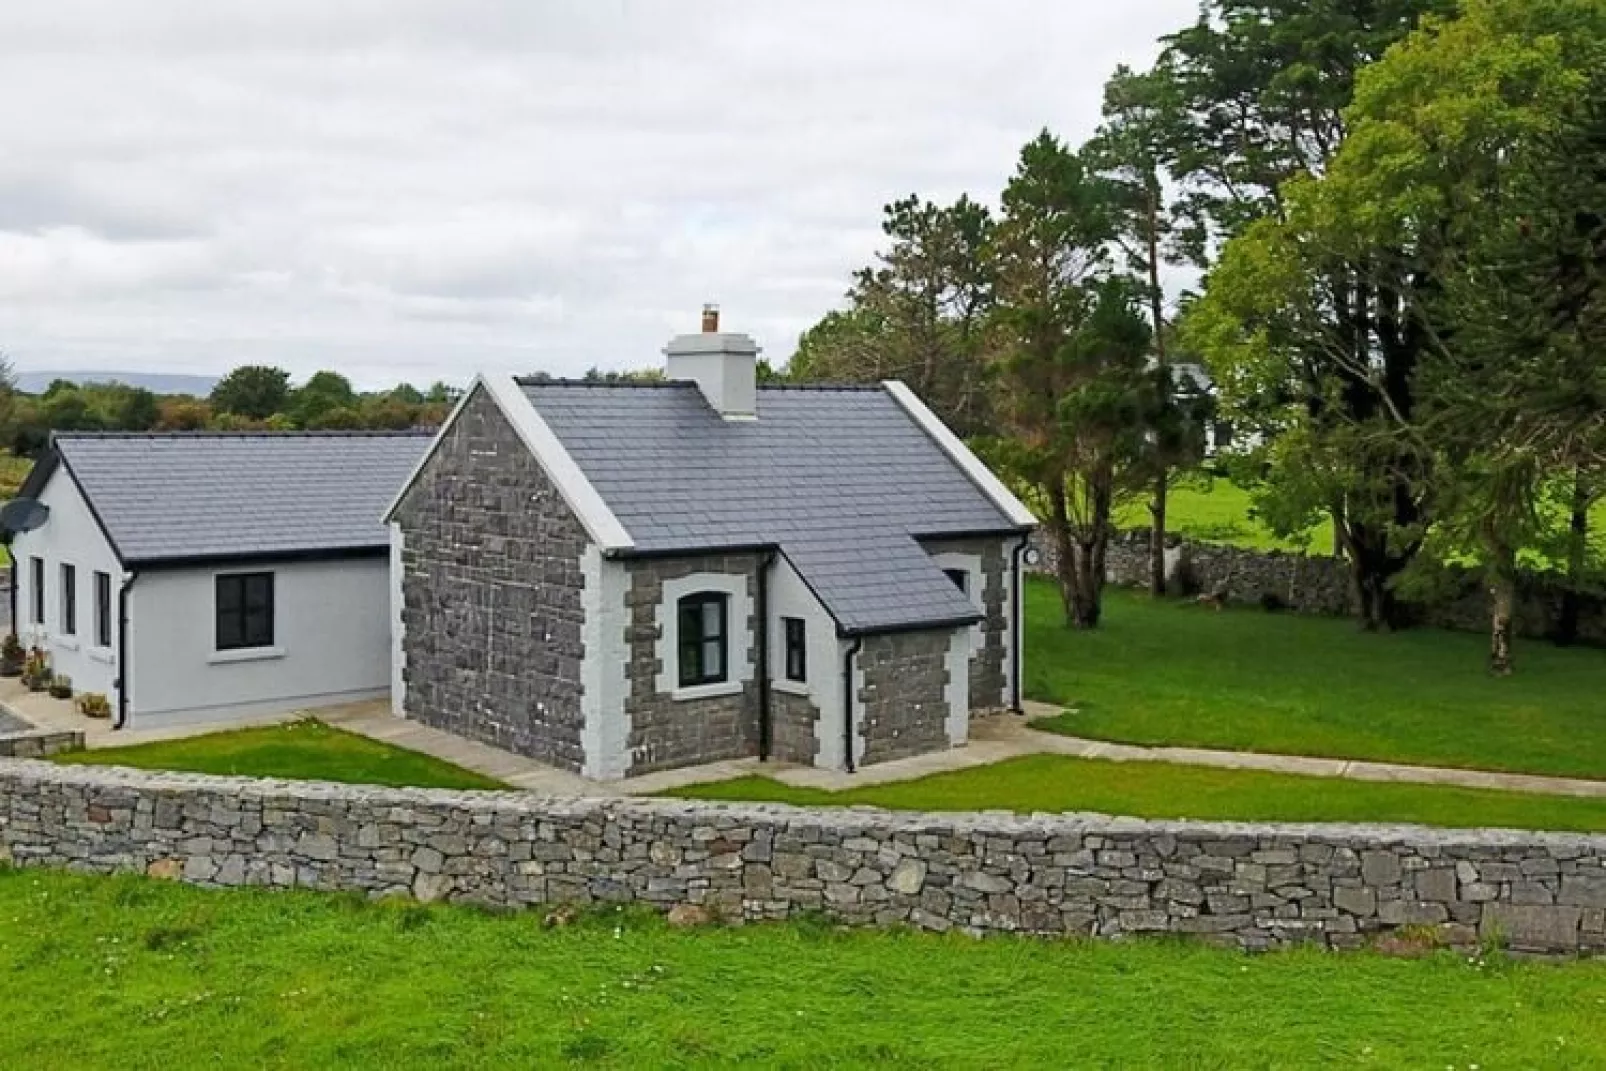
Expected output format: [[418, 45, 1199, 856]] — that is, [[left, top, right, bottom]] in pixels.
[[215, 571, 275, 652], [782, 616, 807, 683], [59, 563, 76, 636], [30, 556, 44, 625], [94, 571, 113, 648], [944, 568, 969, 595], [676, 592, 729, 688]]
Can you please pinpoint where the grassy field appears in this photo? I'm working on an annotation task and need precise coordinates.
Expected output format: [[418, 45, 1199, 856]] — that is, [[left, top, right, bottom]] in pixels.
[[1114, 478, 1333, 553], [0, 868, 1602, 1068], [55, 720, 506, 791], [1025, 581, 1606, 780], [666, 754, 1606, 832]]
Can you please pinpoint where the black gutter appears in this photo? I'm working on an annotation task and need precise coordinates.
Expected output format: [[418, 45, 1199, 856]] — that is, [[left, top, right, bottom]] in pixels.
[[132, 545, 390, 572], [114, 572, 137, 729], [1011, 535, 1029, 714], [841, 637, 863, 774], [755, 549, 777, 761], [838, 612, 982, 638]]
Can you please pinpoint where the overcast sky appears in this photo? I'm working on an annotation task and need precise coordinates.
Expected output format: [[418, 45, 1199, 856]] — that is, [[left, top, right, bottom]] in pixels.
[[0, 1, 1196, 389]]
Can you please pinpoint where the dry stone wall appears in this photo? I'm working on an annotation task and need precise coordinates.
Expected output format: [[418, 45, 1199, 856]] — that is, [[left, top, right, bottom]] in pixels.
[[0, 729, 82, 758], [2, 761, 1602, 955]]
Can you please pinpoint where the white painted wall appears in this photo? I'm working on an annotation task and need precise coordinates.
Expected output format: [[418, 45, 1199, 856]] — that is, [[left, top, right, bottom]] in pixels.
[[388, 523, 405, 716], [9, 465, 123, 703], [128, 556, 391, 726], [580, 548, 631, 779], [768, 554, 844, 769]]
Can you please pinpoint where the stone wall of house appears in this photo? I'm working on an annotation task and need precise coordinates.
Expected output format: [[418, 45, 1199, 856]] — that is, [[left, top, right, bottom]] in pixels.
[[1031, 529, 1606, 645], [921, 536, 1013, 711], [623, 554, 761, 775], [2, 760, 1603, 955], [857, 630, 952, 765], [393, 387, 590, 771], [769, 689, 819, 765]]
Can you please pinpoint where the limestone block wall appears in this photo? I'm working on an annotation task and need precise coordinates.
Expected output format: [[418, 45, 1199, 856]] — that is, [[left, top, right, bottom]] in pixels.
[[856, 630, 952, 766], [1, 761, 1603, 955], [392, 387, 590, 770]]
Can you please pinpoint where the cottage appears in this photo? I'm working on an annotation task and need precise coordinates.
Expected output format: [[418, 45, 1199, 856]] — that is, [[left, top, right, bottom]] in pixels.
[[387, 311, 1037, 779], [7, 431, 429, 727]]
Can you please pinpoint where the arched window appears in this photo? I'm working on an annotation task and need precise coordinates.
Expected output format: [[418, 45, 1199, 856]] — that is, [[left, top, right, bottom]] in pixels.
[[677, 592, 728, 687]]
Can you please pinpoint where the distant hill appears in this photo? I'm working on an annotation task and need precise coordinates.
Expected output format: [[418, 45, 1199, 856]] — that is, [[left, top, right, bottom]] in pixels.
[[13, 371, 219, 397]]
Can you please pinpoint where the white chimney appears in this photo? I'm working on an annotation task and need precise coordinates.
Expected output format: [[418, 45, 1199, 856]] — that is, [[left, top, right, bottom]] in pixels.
[[664, 304, 759, 420]]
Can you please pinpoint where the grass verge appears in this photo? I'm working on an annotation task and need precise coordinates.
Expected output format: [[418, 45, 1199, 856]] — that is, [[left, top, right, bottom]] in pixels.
[[1, 868, 1602, 1068], [663, 753, 1606, 832], [54, 719, 507, 791], [1026, 581, 1606, 781]]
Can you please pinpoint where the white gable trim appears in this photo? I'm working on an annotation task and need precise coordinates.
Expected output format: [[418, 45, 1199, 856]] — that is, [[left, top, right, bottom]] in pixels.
[[381, 373, 635, 553], [881, 380, 1038, 528]]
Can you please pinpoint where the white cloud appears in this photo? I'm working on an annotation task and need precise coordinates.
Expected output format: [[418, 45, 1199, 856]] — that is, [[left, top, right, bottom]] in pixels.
[[0, 0, 1195, 389]]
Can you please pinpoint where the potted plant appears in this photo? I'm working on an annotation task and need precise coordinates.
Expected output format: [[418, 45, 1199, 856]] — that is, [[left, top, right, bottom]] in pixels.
[[47, 673, 72, 700], [22, 649, 50, 692], [0, 634, 23, 677], [76, 692, 111, 719]]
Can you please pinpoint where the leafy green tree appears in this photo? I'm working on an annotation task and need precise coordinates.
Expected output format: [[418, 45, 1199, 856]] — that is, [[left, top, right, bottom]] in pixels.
[[424, 381, 462, 405], [210, 366, 291, 421], [387, 383, 425, 406], [290, 371, 357, 428], [109, 386, 159, 431], [990, 133, 1154, 628], [790, 195, 996, 435], [305, 405, 364, 431]]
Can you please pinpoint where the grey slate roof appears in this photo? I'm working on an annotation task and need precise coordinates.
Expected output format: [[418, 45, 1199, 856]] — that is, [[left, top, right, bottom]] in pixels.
[[520, 381, 1027, 634], [33, 431, 432, 565]]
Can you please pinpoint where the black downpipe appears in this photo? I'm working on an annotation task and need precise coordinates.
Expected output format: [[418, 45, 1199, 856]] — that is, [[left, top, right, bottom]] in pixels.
[[114, 573, 137, 729], [1011, 536, 1028, 714], [841, 636, 863, 773], [755, 550, 777, 761], [6, 555, 14, 641]]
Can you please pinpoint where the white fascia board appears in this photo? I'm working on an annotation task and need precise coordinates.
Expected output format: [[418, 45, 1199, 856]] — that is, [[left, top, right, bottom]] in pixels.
[[880, 380, 1038, 528], [482, 373, 635, 552], [380, 373, 636, 553]]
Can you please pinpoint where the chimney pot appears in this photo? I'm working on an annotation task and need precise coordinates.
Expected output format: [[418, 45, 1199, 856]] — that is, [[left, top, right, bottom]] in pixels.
[[701, 303, 720, 333]]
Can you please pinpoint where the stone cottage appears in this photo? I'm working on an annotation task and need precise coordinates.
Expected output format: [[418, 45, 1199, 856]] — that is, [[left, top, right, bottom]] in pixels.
[[384, 310, 1036, 779]]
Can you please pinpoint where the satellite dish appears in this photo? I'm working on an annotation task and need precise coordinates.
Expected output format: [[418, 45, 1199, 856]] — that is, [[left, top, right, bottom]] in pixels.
[[0, 498, 49, 534]]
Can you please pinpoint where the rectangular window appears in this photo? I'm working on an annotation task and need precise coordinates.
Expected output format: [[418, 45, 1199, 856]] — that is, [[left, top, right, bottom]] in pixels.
[[94, 571, 113, 648], [216, 572, 274, 651], [783, 616, 806, 683], [677, 592, 728, 687], [59, 564, 76, 636], [30, 557, 44, 625], [944, 568, 969, 594]]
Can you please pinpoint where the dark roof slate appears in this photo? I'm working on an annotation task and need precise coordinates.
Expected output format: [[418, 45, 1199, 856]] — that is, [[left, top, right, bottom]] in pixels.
[[520, 381, 1024, 634], [36, 431, 432, 565]]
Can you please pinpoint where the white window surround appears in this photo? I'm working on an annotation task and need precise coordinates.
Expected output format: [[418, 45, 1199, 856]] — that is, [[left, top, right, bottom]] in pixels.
[[207, 645, 286, 665], [51, 636, 81, 653], [88, 647, 115, 665], [772, 677, 810, 698], [930, 550, 984, 655], [655, 572, 753, 701]]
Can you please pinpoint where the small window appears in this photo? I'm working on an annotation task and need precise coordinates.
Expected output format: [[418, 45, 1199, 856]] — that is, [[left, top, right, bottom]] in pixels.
[[944, 568, 969, 594], [94, 571, 112, 648], [677, 592, 728, 688], [59, 564, 76, 636], [216, 572, 274, 651], [782, 617, 806, 683], [30, 557, 44, 625]]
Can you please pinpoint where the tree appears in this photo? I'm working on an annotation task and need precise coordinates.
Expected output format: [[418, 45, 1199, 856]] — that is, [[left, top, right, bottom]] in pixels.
[[387, 383, 425, 406], [1152, 0, 1449, 630], [156, 397, 211, 431], [991, 133, 1155, 628], [289, 371, 357, 428], [424, 381, 462, 405], [1089, 65, 1192, 595], [789, 195, 996, 435], [210, 366, 291, 421], [109, 386, 159, 431]]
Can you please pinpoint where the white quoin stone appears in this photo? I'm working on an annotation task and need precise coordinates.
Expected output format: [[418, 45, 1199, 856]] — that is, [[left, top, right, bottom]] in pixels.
[[664, 321, 760, 420]]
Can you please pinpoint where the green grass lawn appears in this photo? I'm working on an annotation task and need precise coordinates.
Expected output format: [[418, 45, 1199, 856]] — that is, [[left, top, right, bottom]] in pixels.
[[1, 868, 1602, 1068], [665, 754, 1606, 832], [1026, 581, 1606, 780], [55, 720, 507, 791], [1114, 478, 1333, 554]]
